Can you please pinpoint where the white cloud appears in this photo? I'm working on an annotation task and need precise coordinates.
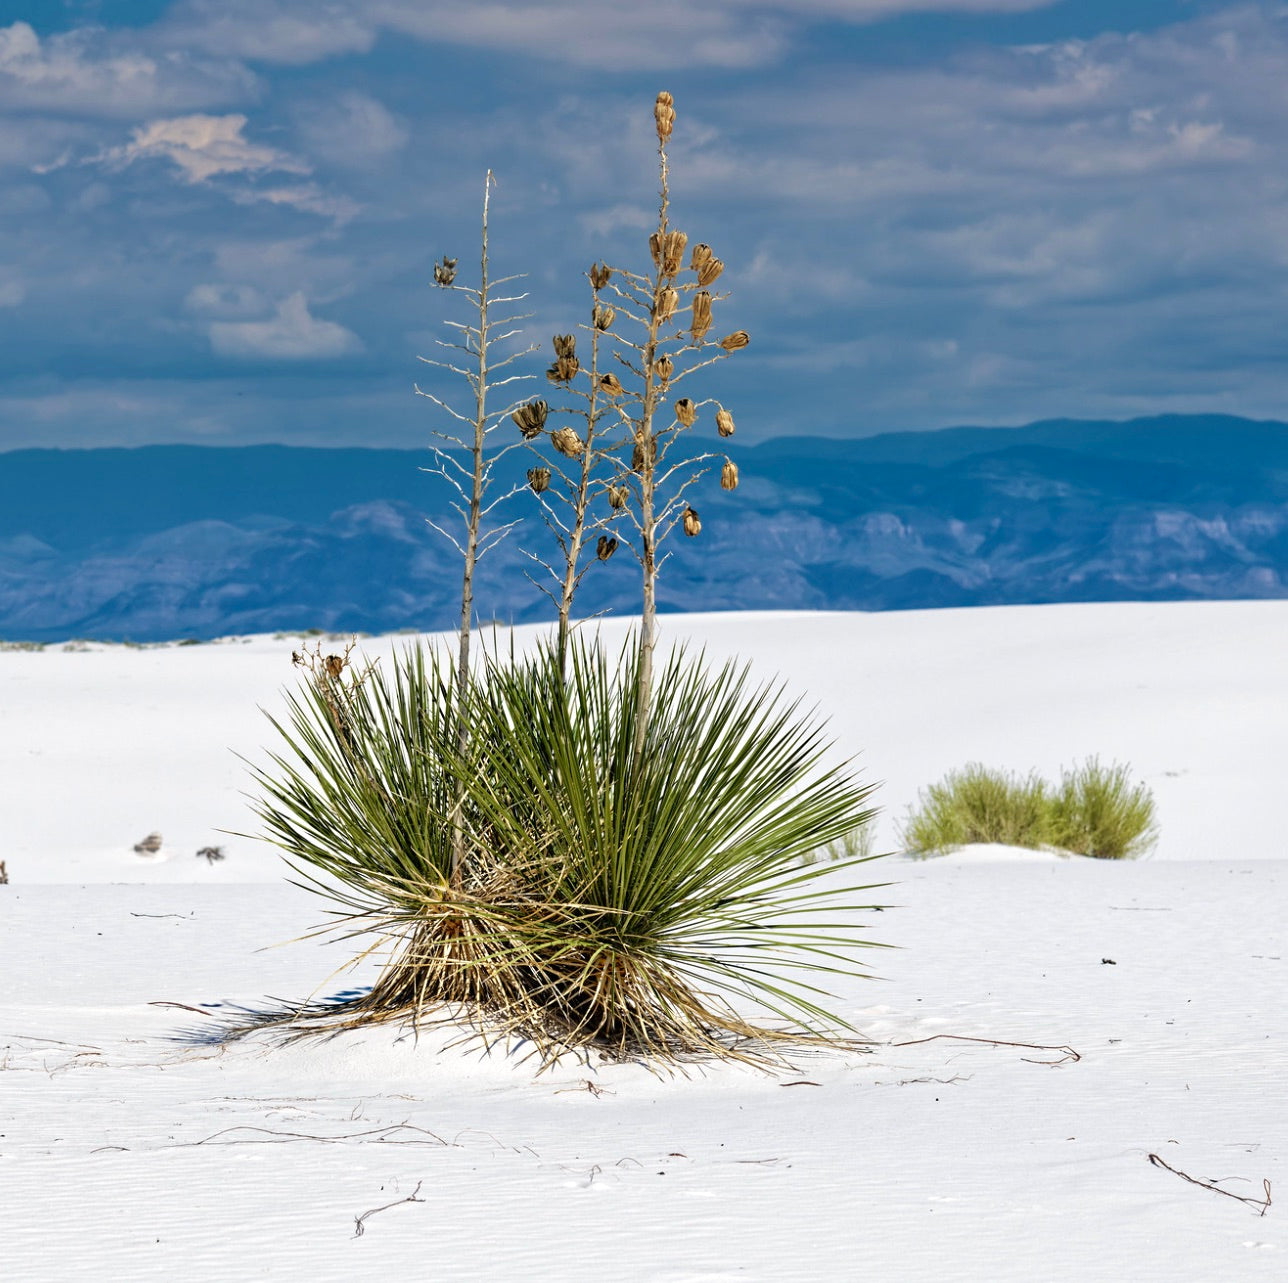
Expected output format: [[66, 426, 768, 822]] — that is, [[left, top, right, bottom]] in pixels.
[[229, 182, 361, 221], [184, 282, 268, 318], [0, 20, 256, 115], [293, 92, 408, 169], [99, 113, 309, 183], [159, 0, 376, 66], [208, 291, 362, 358]]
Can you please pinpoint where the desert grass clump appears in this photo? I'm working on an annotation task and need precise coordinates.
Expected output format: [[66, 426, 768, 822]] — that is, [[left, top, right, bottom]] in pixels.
[[900, 764, 1050, 855], [900, 758, 1157, 859], [1048, 757, 1158, 860]]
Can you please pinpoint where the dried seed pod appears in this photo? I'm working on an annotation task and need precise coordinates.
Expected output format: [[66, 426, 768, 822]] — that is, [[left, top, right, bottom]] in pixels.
[[527, 466, 551, 494], [593, 303, 616, 331], [654, 287, 679, 322], [682, 506, 701, 537], [674, 397, 697, 427], [546, 355, 580, 384], [596, 535, 619, 561], [433, 255, 458, 286], [654, 353, 674, 385], [649, 232, 663, 268], [716, 408, 735, 437], [551, 426, 584, 457], [697, 256, 724, 287], [608, 484, 629, 509], [553, 334, 577, 359], [590, 261, 612, 290], [597, 373, 624, 397], [632, 434, 657, 472], [325, 654, 345, 680], [655, 90, 675, 144], [691, 290, 713, 341], [719, 330, 750, 353], [689, 243, 713, 273], [661, 230, 688, 277], [511, 399, 549, 438], [721, 460, 739, 490]]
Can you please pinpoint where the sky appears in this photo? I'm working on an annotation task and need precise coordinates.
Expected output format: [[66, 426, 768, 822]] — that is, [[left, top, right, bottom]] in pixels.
[[1, 0, 1286, 450]]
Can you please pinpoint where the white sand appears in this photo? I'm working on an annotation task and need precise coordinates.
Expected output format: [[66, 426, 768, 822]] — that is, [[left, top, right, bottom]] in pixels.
[[3, 602, 1285, 1279]]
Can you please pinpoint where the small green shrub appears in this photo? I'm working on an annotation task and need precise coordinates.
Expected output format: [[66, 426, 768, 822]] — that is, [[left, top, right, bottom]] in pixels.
[[1049, 757, 1158, 860], [900, 758, 1157, 860], [900, 763, 1051, 855]]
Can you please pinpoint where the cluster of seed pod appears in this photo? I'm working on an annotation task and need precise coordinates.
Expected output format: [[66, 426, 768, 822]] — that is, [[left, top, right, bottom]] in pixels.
[[512, 399, 548, 439], [593, 303, 615, 331], [547, 333, 580, 384], [690, 244, 723, 288], [550, 426, 584, 458], [691, 291, 713, 342], [433, 255, 458, 287], [655, 91, 675, 143]]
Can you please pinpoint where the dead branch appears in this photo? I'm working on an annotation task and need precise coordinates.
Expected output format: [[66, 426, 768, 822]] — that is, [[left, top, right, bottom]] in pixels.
[[1148, 1153, 1272, 1216], [891, 1034, 1081, 1066], [353, 1180, 425, 1238]]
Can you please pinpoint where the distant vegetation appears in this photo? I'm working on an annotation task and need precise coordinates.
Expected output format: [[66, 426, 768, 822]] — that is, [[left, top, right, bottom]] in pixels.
[[900, 758, 1157, 860]]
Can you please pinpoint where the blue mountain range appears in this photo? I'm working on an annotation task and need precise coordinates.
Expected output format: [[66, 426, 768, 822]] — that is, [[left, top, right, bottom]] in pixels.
[[2, 414, 1286, 641]]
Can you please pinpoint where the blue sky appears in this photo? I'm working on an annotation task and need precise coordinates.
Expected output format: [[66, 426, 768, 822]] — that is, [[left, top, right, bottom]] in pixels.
[[1, 0, 1284, 449]]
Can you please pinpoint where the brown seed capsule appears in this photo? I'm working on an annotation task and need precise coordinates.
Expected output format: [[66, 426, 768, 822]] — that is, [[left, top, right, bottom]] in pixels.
[[553, 334, 577, 359], [632, 434, 657, 472], [596, 535, 619, 561], [325, 654, 345, 680], [546, 355, 580, 384], [697, 257, 724, 287], [719, 330, 750, 353], [654, 287, 679, 323], [608, 484, 629, 509], [590, 261, 612, 290], [691, 290, 713, 341], [682, 506, 701, 537], [593, 303, 615, 331], [716, 408, 735, 437], [551, 426, 584, 457], [661, 230, 688, 277], [649, 232, 663, 269], [433, 255, 458, 287], [674, 397, 697, 427], [527, 466, 551, 494], [511, 399, 549, 438], [721, 460, 739, 490], [654, 353, 674, 385], [597, 373, 624, 397], [655, 90, 675, 143], [689, 243, 713, 274]]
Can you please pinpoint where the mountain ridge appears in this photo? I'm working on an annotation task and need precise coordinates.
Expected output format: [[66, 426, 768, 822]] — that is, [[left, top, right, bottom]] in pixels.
[[3, 414, 1285, 640]]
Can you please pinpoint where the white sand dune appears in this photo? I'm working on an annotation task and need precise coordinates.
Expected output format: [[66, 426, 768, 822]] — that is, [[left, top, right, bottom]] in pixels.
[[3, 602, 1285, 1280]]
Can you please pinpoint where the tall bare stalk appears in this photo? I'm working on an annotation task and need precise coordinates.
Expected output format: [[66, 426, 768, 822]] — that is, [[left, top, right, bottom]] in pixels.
[[414, 170, 536, 880], [515, 266, 620, 677], [592, 92, 749, 758]]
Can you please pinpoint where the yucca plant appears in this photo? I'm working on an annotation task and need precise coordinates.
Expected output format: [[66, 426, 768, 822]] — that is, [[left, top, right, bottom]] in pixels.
[[251, 635, 886, 1064], [245, 91, 890, 1070]]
